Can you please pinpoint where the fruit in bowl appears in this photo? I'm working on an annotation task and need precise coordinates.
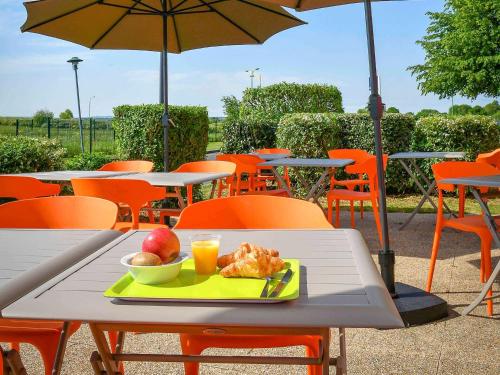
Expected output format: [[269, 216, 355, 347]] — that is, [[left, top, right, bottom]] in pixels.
[[121, 252, 189, 285], [142, 228, 180, 263], [131, 252, 162, 266]]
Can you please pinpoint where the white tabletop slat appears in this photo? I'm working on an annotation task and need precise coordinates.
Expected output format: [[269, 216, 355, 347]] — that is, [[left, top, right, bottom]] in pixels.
[[106, 172, 232, 187], [4, 171, 135, 181], [3, 229, 403, 329], [259, 158, 354, 168], [389, 152, 466, 160], [251, 153, 290, 161], [0, 229, 122, 314]]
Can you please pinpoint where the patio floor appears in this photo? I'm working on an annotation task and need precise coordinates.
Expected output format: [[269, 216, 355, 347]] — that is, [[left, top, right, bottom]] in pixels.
[[6, 212, 500, 374]]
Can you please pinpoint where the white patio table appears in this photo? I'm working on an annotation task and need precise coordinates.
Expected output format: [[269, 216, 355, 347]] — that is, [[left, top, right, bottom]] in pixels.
[[388, 152, 466, 229], [6, 170, 136, 181], [440, 175, 500, 316], [258, 158, 354, 207], [2, 228, 403, 375], [0, 229, 122, 375]]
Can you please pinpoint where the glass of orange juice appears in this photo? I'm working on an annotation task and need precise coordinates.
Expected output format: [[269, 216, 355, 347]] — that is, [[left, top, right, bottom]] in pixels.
[[190, 234, 221, 275]]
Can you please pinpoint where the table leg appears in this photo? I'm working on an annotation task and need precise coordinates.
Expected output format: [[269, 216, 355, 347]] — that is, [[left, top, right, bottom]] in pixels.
[[89, 323, 120, 375], [336, 328, 346, 375], [51, 321, 70, 375], [321, 327, 331, 375], [270, 167, 293, 197], [411, 160, 455, 216], [399, 181, 437, 231], [175, 187, 186, 210], [462, 188, 499, 316], [209, 180, 217, 199], [3, 348, 27, 375]]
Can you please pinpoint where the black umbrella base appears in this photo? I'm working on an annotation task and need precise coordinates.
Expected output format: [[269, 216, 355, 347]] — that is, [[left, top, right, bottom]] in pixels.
[[393, 282, 448, 327]]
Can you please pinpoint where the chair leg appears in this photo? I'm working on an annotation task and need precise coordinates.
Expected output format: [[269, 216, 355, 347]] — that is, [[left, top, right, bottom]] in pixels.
[[458, 185, 465, 218], [426, 225, 443, 292], [29, 335, 59, 375], [335, 200, 340, 228], [305, 341, 322, 375], [480, 237, 493, 316], [180, 334, 203, 375], [187, 185, 193, 206], [350, 201, 355, 228], [8, 343, 20, 352], [327, 199, 333, 224]]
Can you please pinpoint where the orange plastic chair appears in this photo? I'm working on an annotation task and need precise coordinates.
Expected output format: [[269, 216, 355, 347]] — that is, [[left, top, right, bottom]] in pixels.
[[328, 149, 372, 219], [71, 178, 167, 232], [0, 176, 60, 201], [216, 154, 289, 197], [0, 196, 118, 229], [428, 161, 499, 316], [254, 148, 292, 188], [175, 195, 332, 375], [0, 196, 118, 375], [173, 161, 237, 205], [326, 155, 388, 247], [98, 160, 154, 172]]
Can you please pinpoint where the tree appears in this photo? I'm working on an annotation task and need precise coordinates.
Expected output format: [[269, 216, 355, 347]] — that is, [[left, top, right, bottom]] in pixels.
[[59, 109, 73, 119], [415, 109, 442, 119], [408, 0, 500, 99], [33, 109, 54, 126], [483, 100, 499, 116], [385, 107, 400, 113]]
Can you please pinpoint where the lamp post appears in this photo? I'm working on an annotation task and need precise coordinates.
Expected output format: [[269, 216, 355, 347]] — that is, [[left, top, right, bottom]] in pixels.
[[67, 56, 84, 154], [245, 68, 260, 88]]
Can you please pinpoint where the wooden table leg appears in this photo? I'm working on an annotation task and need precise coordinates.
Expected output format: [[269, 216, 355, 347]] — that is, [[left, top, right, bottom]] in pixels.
[[337, 328, 347, 375], [321, 327, 331, 375], [51, 321, 70, 375], [89, 323, 120, 375], [3, 349, 27, 375]]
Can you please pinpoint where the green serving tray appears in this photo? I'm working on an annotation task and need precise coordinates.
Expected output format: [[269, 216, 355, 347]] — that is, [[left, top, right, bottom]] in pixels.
[[104, 259, 300, 303]]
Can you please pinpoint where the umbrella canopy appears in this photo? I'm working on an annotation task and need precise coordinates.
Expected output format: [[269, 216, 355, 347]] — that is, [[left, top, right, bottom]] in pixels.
[[22, 0, 305, 170], [264, 0, 387, 11], [22, 0, 304, 52]]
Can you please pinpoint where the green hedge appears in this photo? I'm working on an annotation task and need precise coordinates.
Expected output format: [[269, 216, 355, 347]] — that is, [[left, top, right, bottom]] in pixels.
[[112, 104, 209, 171], [411, 115, 500, 177], [276, 113, 342, 196], [222, 82, 343, 152], [336, 113, 416, 194], [0, 136, 66, 173], [64, 152, 119, 170]]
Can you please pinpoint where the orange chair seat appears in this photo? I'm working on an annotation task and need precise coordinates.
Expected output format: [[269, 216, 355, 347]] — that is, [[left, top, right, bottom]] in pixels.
[[0, 319, 78, 332], [327, 189, 371, 201], [443, 215, 500, 234], [114, 222, 167, 233], [334, 179, 367, 188]]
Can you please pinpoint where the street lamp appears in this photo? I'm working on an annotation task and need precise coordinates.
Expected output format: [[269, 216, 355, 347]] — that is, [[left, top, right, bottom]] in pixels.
[[67, 56, 84, 154], [245, 68, 260, 88]]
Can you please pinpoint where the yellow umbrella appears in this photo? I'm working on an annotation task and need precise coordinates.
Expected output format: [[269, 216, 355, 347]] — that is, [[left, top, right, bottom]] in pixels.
[[22, 0, 305, 170]]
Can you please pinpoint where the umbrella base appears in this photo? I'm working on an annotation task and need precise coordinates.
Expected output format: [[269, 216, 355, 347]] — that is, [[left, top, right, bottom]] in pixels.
[[393, 282, 448, 327]]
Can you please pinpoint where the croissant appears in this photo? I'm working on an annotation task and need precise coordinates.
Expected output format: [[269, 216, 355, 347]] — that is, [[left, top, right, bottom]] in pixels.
[[219, 250, 285, 278], [217, 242, 280, 269]]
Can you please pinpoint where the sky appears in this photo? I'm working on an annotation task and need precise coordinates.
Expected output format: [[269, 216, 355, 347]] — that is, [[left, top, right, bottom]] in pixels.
[[0, 0, 494, 117]]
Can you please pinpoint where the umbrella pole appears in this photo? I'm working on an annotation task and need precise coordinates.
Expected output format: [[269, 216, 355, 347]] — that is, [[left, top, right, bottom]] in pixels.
[[161, 2, 169, 172], [363, 0, 395, 294]]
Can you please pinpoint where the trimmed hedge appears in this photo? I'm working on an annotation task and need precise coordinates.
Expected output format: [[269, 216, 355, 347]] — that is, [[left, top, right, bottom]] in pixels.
[[221, 82, 343, 153], [411, 115, 500, 177], [336, 113, 416, 194], [113, 104, 209, 171], [0, 136, 66, 173], [65, 152, 119, 170]]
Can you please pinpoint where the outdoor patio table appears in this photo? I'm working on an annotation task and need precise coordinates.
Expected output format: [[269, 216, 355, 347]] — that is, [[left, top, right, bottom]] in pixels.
[[0, 229, 122, 374], [5, 170, 136, 182], [258, 158, 354, 206], [388, 152, 466, 229], [439, 175, 500, 316], [2, 228, 403, 375]]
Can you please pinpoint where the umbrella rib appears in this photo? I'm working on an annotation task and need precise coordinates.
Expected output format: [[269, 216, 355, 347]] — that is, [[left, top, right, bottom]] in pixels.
[[238, 0, 306, 24], [135, 0, 163, 12], [99, 2, 157, 14], [168, 0, 183, 52], [91, 0, 143, 48], [169, 0, 190, 12], [171, 0, 227, 14], [197, 0, 261, 43], [22, 0, 101, 32]]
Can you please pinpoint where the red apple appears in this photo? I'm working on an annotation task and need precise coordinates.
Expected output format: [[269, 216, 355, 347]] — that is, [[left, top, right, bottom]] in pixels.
[[142, 228, 180, 263]]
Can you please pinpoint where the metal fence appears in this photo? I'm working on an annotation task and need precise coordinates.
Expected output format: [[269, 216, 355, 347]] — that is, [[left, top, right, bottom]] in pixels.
[[0, 118, 115, 156]]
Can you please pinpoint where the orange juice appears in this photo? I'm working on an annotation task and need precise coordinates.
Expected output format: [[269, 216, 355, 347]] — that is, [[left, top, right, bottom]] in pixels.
[[191, 235, 220, 275]]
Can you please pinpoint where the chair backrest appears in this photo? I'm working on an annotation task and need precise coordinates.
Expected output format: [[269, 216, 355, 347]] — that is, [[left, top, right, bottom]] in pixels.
[[0, 176, 60, 200], [357, 155, 389, 193], [328, 149, 371, 174], [255, 148, 291, 155], [175, 195, 333, 229], [71, 178, 165, 229], [432, 161, 499, 192], [476, 149, 500, 169], [98, 160, 154, 173], [0, 196, 118, 229], [174, 160, 236, 175]]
